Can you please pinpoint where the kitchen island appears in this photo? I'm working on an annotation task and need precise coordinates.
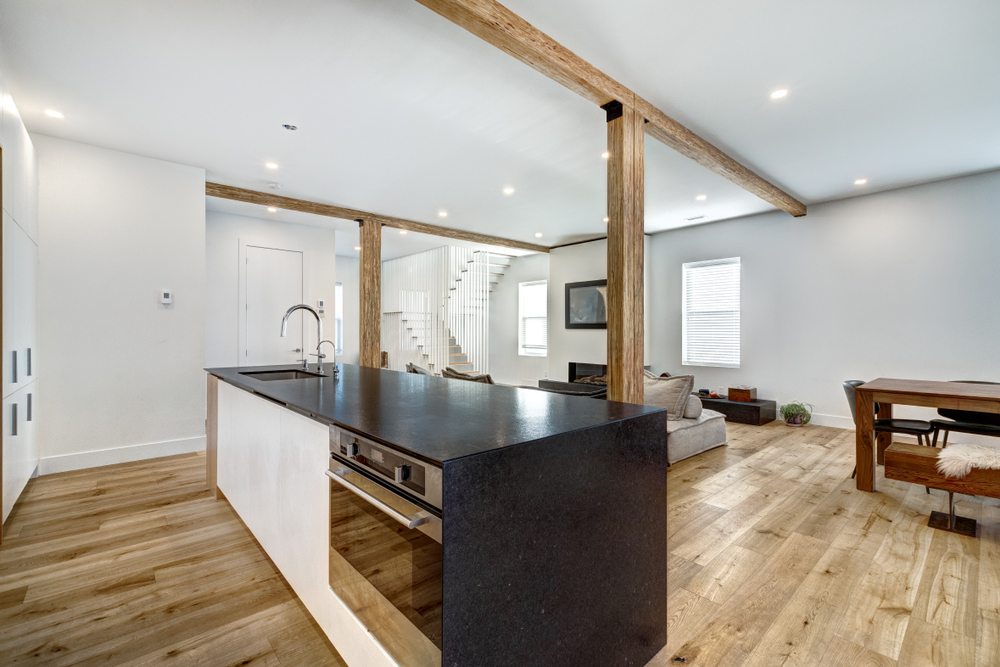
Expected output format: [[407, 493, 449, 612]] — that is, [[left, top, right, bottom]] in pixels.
[[206, 362, 667, 667]]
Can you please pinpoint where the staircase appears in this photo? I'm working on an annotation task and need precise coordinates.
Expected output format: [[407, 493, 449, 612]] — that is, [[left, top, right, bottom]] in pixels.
[[446, 252, 509, 374], [381, 247, 512, 375]]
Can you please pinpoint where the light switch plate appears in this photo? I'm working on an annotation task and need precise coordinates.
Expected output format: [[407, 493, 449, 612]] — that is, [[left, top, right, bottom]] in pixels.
[[161, 290, 173, 304]]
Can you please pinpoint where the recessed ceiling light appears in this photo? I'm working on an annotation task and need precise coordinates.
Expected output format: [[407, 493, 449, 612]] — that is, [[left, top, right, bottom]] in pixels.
[[400, 230, 408, 235], [266, 163, 278, 169], [604, 217, 610, 223], [696, 195, 707, 201], [282, 124, 297, 131], [771, 89, 788, 99], [354, 246, 361, 251], [601, 152, 610, 159], [438, 211, 448, 218], [534, 232, 543, 238], [503, 187, 515, 195], [267, 207, 277, 212], [854, 178, 868, 185], [45, 109, 64, 118]]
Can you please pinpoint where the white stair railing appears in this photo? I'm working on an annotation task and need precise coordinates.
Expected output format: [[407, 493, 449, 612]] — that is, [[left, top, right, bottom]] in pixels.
[[381, 246, 492, 374]]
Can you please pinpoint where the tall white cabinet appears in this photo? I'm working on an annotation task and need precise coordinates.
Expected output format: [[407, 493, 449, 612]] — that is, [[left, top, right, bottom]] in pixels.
[[1, 68, 40, 529]]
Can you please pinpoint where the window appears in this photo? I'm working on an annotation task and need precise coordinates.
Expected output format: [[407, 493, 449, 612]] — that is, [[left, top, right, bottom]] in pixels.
[[335, 283, 344, 355], [682, 257, 740, 368], [519, 280, 548, 357]]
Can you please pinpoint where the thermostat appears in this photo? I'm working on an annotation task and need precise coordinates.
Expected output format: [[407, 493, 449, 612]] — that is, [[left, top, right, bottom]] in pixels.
[[161, 290, 173, 304]]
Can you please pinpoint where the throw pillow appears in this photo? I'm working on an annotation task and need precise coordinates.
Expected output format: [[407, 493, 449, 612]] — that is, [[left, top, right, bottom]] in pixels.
[[643, 374, 695, 420], [443, 366, 495, 384], [683, 395, 703, 420]]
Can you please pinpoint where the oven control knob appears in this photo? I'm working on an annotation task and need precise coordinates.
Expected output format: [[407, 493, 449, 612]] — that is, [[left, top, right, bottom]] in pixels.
[[345, 442, 359, 459], [394, 465, 410, 483]]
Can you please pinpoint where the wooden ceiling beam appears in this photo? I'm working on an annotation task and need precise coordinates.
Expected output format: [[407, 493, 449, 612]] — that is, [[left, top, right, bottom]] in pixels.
[[205, 182, 549, 253], [412, 0, 807, 217]]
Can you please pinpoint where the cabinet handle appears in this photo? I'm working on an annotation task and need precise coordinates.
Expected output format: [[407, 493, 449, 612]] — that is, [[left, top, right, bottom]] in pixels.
[[27, 393, 32, 422], [26, 348, 32, 377], [11, 403, 17, 437], [11, 350, 17, 384]]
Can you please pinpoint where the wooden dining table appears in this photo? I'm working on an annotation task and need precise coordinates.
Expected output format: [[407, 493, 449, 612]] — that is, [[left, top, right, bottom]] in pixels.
[[855, 378, 1000, 491]]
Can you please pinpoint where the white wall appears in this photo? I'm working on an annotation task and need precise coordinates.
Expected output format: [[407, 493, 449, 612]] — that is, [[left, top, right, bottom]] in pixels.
[[488, 253, 549, 386], [547, 238, 651, 382], [649, 169, 1000, 431], [336, 254, 360, 366], [205, 211, 338, 367], [35, 135, 206, 473]]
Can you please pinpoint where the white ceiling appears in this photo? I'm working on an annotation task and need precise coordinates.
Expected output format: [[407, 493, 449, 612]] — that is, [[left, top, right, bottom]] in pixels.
[[1, 0, 996, 247]]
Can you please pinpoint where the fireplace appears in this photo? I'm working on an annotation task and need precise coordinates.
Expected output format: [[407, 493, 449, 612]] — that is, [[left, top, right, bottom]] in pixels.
[[568, 362, 607, 383], [567, 362, 653, 383]]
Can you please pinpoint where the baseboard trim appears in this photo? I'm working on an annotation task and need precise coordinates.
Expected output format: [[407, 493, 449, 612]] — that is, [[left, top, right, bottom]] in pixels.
[[807, 413, 855, 430], [39, 436, 207, 475]]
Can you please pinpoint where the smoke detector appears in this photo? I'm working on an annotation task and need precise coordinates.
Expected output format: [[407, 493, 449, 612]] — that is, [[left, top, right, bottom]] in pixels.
[[267, 183, 282, 189]]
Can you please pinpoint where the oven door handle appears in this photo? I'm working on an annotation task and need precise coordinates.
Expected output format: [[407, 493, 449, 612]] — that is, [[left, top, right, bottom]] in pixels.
[[326, 468, 438, 530]]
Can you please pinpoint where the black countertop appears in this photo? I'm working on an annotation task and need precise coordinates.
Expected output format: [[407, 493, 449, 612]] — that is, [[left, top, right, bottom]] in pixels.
[[206, 363, 664, 465]]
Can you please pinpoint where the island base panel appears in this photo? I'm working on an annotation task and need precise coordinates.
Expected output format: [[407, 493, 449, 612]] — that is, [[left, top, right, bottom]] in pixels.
[[441, 412, 667, 667]]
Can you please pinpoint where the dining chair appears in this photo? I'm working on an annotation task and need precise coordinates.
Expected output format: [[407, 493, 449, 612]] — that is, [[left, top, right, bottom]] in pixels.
[[932, 380, 1000, 448], [844, 380, 937, 490]]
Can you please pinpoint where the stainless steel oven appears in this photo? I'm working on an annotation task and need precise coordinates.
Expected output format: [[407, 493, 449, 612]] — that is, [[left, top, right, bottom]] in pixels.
[[327, 425, 443, 659]]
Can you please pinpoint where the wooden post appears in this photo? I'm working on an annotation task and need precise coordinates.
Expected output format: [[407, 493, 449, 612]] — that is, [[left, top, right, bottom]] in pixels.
[[359, 219, 382, 368], [206, 374, 219, 499], [605, 100, 644, 405]]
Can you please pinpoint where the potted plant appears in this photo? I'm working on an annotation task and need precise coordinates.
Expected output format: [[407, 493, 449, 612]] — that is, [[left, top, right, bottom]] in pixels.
[[780, 402, 813, 427]]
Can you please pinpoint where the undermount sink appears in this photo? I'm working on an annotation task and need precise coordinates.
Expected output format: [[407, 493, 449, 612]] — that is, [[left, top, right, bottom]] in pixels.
[[240, 369, 324, 381]]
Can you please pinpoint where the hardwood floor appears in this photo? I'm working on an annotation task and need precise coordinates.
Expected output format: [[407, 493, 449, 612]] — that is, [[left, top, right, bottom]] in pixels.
[[1, 424, 997, 666], [0, 452, 346, 666], [652, 421, 999, 667]]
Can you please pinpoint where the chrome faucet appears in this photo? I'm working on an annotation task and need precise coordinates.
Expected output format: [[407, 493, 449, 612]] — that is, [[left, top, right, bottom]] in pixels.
[[280, 304, 337, 376]]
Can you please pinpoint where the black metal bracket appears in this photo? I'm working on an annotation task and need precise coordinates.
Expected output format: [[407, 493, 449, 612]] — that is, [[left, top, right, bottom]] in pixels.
[[600, 100, 623, 123], [356, 219, 364, 227], [928, 491, 978, 537]]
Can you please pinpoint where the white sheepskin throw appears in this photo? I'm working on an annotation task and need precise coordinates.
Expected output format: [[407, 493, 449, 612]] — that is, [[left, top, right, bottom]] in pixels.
[[936, 443, 1000, 479]]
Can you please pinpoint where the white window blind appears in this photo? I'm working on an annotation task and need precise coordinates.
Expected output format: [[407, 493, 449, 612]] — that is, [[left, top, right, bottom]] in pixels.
[[334, 283, 344, 355], [682, 257, 740, 368], [519, 280, 548, 357]]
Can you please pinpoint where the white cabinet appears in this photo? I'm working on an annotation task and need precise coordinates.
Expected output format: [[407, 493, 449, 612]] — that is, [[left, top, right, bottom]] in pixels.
[[1, 67, 40, 532], [2, 381, 37, 523], [0, 89, 38, 243], [1, 103, 26, 230], [215, 381, 395, 667], [273, 407, 330, 591], [216, 381, 283, 554], [22, 134, 38, 244], [3, 212, 38, 399]]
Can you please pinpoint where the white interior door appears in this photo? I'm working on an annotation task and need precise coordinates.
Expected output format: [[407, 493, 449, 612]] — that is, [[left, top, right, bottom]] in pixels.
[[244, 246, 304, 366]]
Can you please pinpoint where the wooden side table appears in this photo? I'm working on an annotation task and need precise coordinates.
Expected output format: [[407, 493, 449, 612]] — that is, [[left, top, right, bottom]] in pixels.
[[699, 396, 776, 425]]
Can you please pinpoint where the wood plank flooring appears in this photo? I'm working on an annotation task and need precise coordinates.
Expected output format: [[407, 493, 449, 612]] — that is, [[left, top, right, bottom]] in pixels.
[[1, 423, 997, 666], [652, 422, 1000, 667], [0, 452, 346, 666]]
